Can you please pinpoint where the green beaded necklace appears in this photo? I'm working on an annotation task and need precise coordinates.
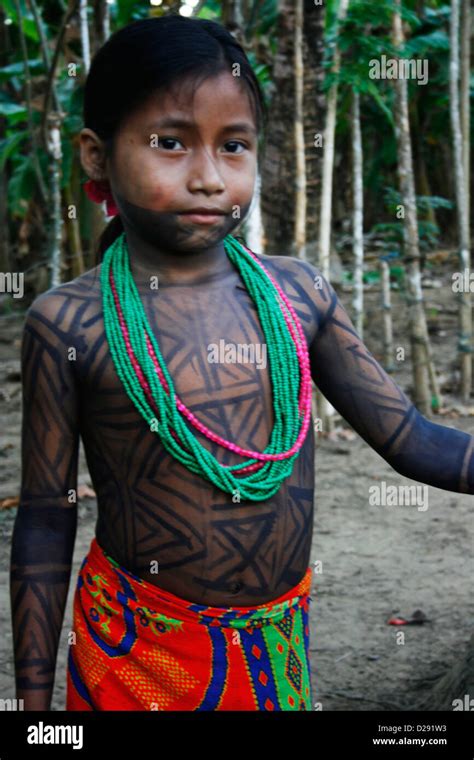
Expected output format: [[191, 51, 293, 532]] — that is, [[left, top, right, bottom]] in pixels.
[[100, 231, 312, 502]]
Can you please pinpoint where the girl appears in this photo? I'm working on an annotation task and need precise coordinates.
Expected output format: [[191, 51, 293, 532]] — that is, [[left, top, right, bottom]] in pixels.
[[10, 15, 474, 712]]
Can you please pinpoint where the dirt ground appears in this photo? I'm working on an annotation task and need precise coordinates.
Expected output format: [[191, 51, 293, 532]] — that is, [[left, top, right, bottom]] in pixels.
[[0, 253, 473, 711]]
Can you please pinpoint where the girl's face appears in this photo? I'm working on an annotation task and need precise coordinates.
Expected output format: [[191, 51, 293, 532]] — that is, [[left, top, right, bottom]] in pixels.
[[83, 70, 259, 253]]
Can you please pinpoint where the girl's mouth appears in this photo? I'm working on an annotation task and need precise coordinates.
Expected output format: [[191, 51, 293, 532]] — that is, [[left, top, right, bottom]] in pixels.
[[178, 208, 227, 225]]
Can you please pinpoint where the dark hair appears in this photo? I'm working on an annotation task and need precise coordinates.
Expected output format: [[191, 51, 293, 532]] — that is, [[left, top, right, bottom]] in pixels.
[[83, 15, 267, 264]]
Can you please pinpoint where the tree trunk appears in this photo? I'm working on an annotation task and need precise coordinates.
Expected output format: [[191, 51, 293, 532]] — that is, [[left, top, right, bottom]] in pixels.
[[450, 0, 471, 401], [351, 90, 364, 337], [380, 259, 395, 372], [221, 0, 245, 44], [411, 98, 436, 234], [260, 0, 325, 258], [294, 0, 307, 260], [93, 0, 110, 48], [65, 180, 85, 279], [244, 171, 264, 253], [0, 7, 10, 275], [392, 0, 440, 416], [314, 0, 349, 434], [83, 0, 110, 268], [79, 0, 91, 73], [460, 0, 470, 217], [46, 114, 64, 288], [317, 0, 349, 279]]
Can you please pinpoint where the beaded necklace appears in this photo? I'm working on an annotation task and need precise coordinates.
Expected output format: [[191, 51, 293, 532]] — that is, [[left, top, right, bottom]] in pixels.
[[100, 231, 313, 501]]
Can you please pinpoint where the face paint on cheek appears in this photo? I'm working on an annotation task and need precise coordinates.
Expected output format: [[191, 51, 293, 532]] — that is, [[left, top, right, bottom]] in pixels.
[[114, 191, 252, 252]]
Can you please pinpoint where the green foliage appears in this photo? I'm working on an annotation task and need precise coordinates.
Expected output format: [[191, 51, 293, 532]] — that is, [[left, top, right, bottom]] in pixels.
[[0, 132, 27, 172], [343, 262, 405, 287], [0, 59, 45, 83], [197, 0, 220, 19], [8, 152, 36, 218], [0, 0, 464, 265], [0, 98, 27, 124], [114, 0, 149, 26], [2, 0, 40, 41], [368, 184, 455, 254]]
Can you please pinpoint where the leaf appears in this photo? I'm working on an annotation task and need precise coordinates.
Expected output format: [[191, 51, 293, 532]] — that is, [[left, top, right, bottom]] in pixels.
[[8, 153, 36, 218], [404, 30, 450, 57], [0, 101, 27, 123], [0, 59, 45, 81], [366, 81, 394, 126], [2, 0, 39, 41], [115, 0, 148, 26], [0, 132, 28, 172], [416, 195, 454, 211]]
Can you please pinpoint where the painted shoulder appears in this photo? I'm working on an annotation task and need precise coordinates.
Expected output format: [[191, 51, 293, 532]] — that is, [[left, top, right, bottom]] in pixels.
[[247, 249, 333, 337], [28, 265, 102, 311]]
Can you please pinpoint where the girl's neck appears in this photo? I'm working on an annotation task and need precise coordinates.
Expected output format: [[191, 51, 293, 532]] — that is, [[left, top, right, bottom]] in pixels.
[[124, 228, 236, 288]]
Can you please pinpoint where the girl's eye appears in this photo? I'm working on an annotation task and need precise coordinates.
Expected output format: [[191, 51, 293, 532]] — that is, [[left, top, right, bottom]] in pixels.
[[155, 138, 247, 153], [157, 137, 184, 151], [224, 141, 247, 154]]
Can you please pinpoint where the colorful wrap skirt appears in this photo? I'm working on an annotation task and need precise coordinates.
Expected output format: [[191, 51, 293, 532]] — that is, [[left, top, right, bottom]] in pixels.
[[66, 537, 313, 711]]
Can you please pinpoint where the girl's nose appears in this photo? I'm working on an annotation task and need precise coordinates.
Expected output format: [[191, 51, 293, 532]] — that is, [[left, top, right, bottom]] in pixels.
[[187, 148, 226, 194]]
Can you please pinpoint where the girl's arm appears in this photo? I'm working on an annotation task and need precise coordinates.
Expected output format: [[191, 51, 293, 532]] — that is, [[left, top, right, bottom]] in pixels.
[[10, 291, 80, 710], [308, 268, 474, 493]]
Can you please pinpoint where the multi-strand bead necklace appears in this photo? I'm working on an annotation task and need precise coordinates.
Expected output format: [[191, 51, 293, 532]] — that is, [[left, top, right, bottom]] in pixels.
[[100, 231, 313, 502]]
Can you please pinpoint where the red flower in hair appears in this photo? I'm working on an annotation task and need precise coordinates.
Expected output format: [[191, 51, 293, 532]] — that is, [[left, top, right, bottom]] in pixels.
[[83, 179, 119, 217]]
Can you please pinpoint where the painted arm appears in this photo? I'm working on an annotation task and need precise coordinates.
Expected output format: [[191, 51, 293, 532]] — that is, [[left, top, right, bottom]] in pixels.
[[307, 268, 474, 493], [10, 292, 80, 710]]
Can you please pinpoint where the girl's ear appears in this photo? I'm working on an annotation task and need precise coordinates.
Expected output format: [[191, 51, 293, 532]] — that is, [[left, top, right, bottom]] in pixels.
[[79, 128, 109, 182]]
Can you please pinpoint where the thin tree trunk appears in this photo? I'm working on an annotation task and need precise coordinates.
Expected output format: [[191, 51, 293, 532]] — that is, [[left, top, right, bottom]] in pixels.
[[85, 0, 110, 267], [46, 114, 64, 288], [450, 0, 471, 401], [65, 180, 85, 279], [93, 0, 110, 47], [29, 0, 67, 286], [245, 171, 264, 253], [411, 98, 436, 233], [314, 0, 349, 434], [260, 0, 325, 258], [317, 0, 349, 278], [0, 6, 10, 275], [40, 0, 80, 149], [221, 0, 245, 44], [460, 0, 471, 217], [0, 155, 10, 276], [29, 0, 61, 113], [392, 0, 440, 416], [351, 90, 364, 337], [79, 0, 91, 73], [380, 259, 395, 371], [294, 0, 307, 261]]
